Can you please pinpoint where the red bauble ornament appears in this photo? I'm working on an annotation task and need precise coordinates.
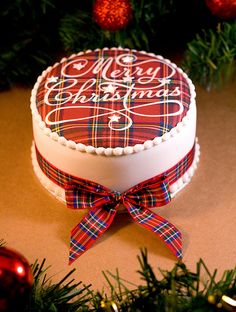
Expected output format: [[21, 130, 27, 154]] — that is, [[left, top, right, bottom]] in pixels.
[[93, 0, 132, 31], [0, 247, 33, 312], [205, 0, 236, 20]]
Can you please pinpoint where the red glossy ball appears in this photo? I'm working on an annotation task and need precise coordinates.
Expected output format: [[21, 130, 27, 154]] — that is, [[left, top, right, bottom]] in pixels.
[[93, 0, 133, 31], [205, 0, 236, 19], [0, 247, 33, 312]]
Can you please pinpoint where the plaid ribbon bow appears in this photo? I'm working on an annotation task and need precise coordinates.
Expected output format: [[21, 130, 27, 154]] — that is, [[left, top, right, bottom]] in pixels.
[[65, 175, 182, 264]]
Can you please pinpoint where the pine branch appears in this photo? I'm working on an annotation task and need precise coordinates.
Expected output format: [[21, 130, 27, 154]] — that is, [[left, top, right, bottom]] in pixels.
[[0, 242, 235, 311], [99, 249, 236, 311], [59, 10, 102, 52], [27, 259, 93, 312], [59, 0, 177, 53], [183, 21, 236, 90], [0, 0, 61, 90], [0, 239, 6, 247], [0, 0, 224, 89]]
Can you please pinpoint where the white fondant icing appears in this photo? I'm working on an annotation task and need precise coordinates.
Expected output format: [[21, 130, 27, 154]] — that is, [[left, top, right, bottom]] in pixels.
[[153, 137, 162, 145], [182, 116, 189, 125], [35, 115, 42, 123], [162, 132, 171, 141], [123, 146, 133, 154], [170, 127, 178, 137], [143, 140, 153, 149], [104, 148, 113, 156], [133, 144, 144, 153], [177, 122, 183, 132], [67, 140, 76, 149], [113, 147, 123, 156], [43, 128, 51, 136], [96, 147, 106, 155], [31, 141, 200, 201], [182, 172, 189, 183], [85, 145, 96, 154], [76, 143, 86, 152], [39, 121, 45, 129], [58, 136, 67, 145], [50, 132, 59, 141], [189, 167, 194, 177], [177, 179, 183, 188]]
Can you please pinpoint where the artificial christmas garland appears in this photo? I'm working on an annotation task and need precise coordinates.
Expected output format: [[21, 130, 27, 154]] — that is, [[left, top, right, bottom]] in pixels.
[[0, 244, 235, 312], [183, 21, 236, 90], [0, 0, 235, 90]]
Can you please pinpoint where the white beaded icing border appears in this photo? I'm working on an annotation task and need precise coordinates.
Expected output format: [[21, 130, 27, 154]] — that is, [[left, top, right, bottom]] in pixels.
[[31, 140, 200, 203], [30, 47, 196, 156]]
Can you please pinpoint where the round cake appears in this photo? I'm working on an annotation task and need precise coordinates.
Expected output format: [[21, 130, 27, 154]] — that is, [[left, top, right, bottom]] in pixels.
[[30, 47, 200, 263]]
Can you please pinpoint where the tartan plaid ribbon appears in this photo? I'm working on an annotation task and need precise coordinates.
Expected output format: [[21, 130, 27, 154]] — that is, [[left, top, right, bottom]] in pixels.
[[35, 144, 195, 264]]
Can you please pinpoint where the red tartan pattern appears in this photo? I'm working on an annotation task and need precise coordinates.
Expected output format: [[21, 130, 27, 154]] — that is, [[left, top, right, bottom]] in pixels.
[[66, 179, 183, 264], [36, 49, 191, 148], [35, 144, 195, 263]]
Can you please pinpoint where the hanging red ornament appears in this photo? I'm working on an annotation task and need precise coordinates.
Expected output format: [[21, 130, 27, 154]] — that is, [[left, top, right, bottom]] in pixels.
[[93, 0, 133, 31], [205, 0, 236, 20], [0, 247, 33, 312]]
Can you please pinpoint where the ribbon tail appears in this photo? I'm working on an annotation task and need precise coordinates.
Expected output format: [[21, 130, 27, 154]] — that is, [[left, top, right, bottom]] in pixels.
[[69, 206, 118, 265], [126, 204, 182, 259]]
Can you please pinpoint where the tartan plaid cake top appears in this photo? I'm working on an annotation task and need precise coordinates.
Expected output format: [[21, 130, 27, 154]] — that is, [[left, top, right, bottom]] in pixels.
[[36, 48, 191, 148]]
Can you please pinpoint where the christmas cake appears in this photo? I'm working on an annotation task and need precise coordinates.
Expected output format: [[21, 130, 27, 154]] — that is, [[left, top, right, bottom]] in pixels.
[[30, 48, 200, 263]]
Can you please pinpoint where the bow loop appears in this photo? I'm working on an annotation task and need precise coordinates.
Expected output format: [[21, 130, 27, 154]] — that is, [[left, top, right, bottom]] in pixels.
[[69, 204, 119, 264], [65, 181, 116, 210], [121, 176, 182, 260], [124, 175, 171, 208]]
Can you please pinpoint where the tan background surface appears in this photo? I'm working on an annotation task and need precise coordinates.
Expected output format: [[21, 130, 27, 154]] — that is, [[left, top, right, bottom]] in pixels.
[[0, 83, 235, 290]]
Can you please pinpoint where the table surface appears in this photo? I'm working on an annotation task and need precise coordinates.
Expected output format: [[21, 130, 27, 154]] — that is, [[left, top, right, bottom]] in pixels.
[[0, 82, 235, 291]]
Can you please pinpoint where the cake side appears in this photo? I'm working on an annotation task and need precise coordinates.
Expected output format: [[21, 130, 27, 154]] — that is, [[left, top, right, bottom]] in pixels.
[[32, 101, 196, 192], [31, 140, 200, 202]]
